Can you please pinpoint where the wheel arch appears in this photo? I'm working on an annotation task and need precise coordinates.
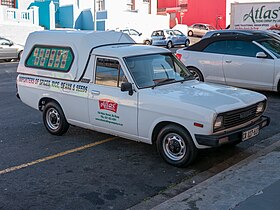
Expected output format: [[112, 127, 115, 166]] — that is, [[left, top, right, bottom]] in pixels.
[[186, 66, 204, 81], [38, 97, 61, 112], [151, 121, 192, 147]]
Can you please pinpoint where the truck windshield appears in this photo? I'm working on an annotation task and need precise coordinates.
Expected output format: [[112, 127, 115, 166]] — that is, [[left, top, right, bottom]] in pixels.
[[124, 53, 193, 89], [258, 39, 280, 58]]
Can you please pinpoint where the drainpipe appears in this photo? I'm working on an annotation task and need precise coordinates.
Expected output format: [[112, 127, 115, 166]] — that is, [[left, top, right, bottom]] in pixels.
[[93, 0, 96, 31]]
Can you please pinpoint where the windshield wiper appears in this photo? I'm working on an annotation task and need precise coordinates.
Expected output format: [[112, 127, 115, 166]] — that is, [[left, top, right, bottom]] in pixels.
[[180, 74, 195, 83], [152, 78, 176, 89]]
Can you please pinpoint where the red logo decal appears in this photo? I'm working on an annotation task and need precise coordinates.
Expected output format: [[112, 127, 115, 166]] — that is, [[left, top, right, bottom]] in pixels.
[[99, 99, 118, 113]]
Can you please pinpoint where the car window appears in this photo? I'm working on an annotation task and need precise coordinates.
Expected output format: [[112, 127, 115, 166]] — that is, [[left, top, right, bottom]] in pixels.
[[203, 41, 227, 54], [173, 30, 184, 36], [258, 39, 280, 58], [200, 25, 207, 30], [152, 31, 162, 36], [130, 29, 139, 36], [121, 30, 130, 35], [95, 58, 127, 87], [193, 25, 199, 29], [166, 30, 173, 35], [0, 38, 11, 45], [125, 53, 192, 88], [226, 40, 265, 57]]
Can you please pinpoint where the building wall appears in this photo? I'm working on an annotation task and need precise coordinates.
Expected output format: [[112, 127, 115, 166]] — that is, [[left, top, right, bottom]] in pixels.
[[29, 1, 55, 29], [226, 0, 280, 27], [182, 0, 226, 29], [159, 0, 280, 29]]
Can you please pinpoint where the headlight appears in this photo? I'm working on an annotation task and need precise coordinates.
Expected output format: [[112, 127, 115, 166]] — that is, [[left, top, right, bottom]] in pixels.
[[256, 102, 265, 114], [214, 115, 223, 130]]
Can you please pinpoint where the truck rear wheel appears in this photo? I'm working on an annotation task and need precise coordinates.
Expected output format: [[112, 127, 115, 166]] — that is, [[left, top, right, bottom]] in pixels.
[[156, 125, 197, 167], [43, 102, 69, 135]]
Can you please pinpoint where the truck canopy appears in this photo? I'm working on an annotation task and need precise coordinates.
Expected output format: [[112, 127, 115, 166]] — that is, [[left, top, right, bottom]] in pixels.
[[17, 30, 135, 81]]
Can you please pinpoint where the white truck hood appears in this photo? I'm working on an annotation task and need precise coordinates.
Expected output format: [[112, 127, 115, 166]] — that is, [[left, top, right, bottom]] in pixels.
[[141, 80, 266, 114]]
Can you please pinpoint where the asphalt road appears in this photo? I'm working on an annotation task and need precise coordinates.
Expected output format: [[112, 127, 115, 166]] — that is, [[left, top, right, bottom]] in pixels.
[[0, 61, 280, 210]]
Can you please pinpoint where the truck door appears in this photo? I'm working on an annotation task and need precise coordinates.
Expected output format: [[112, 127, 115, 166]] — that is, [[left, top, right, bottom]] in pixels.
[[88, 57, 138, 136]]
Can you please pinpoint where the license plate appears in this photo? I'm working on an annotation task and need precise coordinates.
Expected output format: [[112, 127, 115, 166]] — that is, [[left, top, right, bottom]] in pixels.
[[242, 126, 259, 141]]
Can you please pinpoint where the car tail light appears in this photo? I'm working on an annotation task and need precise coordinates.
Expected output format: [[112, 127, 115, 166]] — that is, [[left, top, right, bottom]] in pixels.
[[176, 53, 182, 60]]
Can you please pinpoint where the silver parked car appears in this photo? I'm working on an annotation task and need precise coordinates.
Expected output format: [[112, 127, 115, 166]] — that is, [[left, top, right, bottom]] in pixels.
[[176, 33, 280, 92], [0, 37, 24, 62], [188, 23, 216, 37]]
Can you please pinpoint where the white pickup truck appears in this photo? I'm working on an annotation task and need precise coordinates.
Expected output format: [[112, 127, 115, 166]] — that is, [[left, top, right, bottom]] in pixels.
[[16, 30, 270, 167]]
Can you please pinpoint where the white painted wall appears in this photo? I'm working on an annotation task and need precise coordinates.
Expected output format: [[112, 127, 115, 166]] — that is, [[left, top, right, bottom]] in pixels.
[[226, 0, 280, 26], [106, 11, 169, 36], [17, 0, 34, 9]]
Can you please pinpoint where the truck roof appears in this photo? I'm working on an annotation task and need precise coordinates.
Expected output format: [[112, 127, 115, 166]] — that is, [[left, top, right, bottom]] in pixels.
[[93, 44, 170, 58]]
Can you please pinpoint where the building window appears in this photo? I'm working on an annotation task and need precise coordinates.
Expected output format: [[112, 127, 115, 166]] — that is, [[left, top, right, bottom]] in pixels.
[[127, 0, 135, 11], [0, 0, 16, 8], [96, 0, 105, 11]]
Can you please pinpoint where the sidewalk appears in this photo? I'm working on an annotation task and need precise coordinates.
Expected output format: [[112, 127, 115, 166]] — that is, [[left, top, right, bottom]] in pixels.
[[151, 139, 280, 210]]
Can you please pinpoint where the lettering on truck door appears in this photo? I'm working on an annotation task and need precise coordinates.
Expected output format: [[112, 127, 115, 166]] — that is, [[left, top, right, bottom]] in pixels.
[[88, 57, 138, 136]]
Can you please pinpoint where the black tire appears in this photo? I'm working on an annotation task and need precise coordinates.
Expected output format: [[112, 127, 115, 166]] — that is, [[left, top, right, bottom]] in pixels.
[[167, 41, 172, 49], [185, 39, 190, 47], [188, 30, 193, 37], [187, 67, 204, 81], [43, 102, 69, 135], [156, 124, 197, 167], [18, 51, 23, 60], [144, 40, 151, 45]]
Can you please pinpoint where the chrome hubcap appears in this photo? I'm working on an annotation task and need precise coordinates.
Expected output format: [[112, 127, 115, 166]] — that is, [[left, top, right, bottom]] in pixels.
[[163, 133, 186, 161], [190, 70, 200, 81], [46, 108, 60, 130]]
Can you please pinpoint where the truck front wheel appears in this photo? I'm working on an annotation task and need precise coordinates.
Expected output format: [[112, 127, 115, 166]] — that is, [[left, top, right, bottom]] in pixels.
[[43, 102, 69, 135], [156, 125, 197, 167]]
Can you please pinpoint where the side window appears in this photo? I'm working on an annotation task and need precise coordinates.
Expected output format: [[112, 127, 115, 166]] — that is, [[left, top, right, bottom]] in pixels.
[[122, 30, 130, 35], [0, 39, 10, 45], [25, 46, 74, 71], [130, 29, 139, 36], [203, 41, 227, 54], [152, 31, 159, 36], [226, 40, 265, 57], [95, 58, 127, 87], [173, 30, 183, 36]]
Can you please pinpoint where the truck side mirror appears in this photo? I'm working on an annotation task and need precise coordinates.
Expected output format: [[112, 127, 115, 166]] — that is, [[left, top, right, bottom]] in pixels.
[[121, 82, 133, 96], [256, 52, 267, 58]]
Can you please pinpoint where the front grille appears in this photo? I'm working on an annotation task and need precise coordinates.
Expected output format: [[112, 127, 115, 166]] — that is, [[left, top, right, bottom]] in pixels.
[[215, 101, 266, 132]]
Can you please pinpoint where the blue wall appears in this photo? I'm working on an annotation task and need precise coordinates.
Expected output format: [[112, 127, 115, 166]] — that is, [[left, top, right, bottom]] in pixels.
[[29, 1, 52, 29], [58, 5, 74, 28], [80, 9, 93, 30]]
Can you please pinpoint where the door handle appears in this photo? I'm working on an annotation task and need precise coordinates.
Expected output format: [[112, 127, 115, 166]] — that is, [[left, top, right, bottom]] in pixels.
[[91, 90, 100, 95], [225, 60, 232, 64]]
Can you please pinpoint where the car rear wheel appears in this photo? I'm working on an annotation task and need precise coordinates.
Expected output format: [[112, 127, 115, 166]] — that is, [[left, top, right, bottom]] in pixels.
[[167, 41, 172, 49], [188, 30, 193, 37], [43, 102, 69, 135], [144, 40, 151, 45], [18, 51, 23, 60], [187, 67, 204, 81], [156, 124, 197, 167]]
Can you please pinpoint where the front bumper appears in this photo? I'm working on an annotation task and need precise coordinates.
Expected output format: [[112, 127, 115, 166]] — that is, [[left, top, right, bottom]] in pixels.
[[195, 116, 270, 147]]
